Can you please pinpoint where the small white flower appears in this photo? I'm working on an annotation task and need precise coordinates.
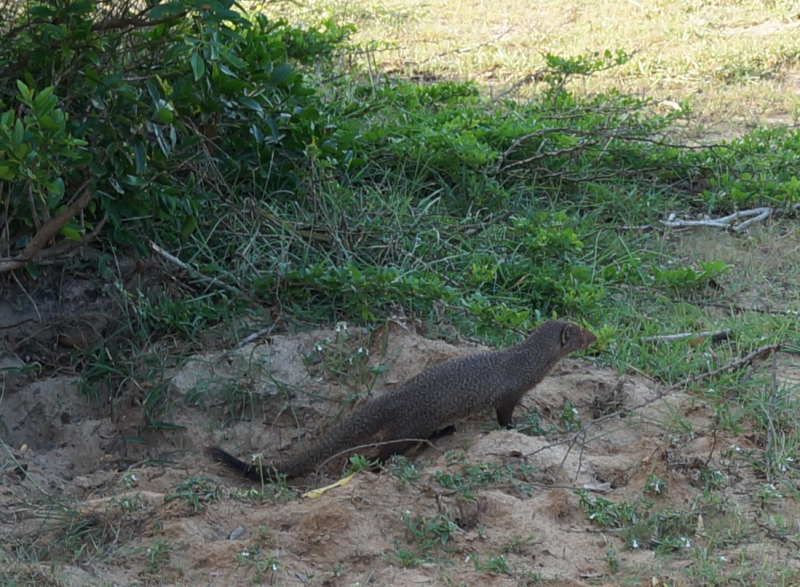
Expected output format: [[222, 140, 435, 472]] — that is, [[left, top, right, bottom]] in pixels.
[[272, 564, 278, 571], [241, 551, 249, 557], [632, 539, 639, 549], [316, 344, 323, 351], [719, 556, 727, 561], [681, 537, 691, 548]]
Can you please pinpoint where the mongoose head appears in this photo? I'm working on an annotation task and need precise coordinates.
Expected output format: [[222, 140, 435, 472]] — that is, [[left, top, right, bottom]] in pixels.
[[535, 320, 597, 359]]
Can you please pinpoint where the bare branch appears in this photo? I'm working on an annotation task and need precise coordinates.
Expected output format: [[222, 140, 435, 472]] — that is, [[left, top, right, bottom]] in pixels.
[[642, 329, 733, 344], [661, 207, 772, 231]]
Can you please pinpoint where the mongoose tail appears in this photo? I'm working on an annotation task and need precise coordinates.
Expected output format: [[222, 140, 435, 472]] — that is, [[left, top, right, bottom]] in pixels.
[[205, 446, 262, 479], [208, 320, 595, 481]]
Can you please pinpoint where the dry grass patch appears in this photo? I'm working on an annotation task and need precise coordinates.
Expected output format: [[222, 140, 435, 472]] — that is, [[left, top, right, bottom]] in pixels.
[[255, 0, 800, 129]]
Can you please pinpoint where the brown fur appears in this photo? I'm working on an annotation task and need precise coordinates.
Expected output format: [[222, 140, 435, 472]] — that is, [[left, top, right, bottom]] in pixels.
[[207, 320, 596, 481]]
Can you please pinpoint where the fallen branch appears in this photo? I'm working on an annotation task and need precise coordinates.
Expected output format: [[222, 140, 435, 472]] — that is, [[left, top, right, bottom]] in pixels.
[[534, 343, 782, 479], [661, 202, 800, 232], [642, 329, 732, 344], [699, 301, 800, 317], [665, 343, 780, 391], [418, 27, 512, 65], [218, 326, 275, 360], [317, 437, 443, 473], [661, 207, 771, 231], [490, 71, 543, 103], [756, 518, 800, 549], [148, 240, 244, 298]]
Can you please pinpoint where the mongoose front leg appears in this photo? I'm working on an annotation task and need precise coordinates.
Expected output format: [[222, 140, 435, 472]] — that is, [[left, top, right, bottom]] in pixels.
[[496, 401, 518, 429]]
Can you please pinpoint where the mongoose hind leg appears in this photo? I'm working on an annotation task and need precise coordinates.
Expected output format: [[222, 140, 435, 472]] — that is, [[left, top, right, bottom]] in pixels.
[[429, 425, 457, 440], [496, 401, 518, 429]]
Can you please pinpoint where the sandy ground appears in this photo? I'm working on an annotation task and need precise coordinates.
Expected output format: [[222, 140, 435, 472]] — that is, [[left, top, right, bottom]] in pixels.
[[2, 280, 799, 586]]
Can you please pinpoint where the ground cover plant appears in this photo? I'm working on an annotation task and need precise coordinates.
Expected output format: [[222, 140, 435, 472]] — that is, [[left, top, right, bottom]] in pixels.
[[2, 0, 800, 585]]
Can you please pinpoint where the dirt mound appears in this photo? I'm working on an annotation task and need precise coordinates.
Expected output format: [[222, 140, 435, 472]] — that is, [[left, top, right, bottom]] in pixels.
[[2, 326, 798, 586]]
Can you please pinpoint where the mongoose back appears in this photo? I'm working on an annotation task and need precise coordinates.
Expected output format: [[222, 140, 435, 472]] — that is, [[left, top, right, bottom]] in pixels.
[[208, 320, 596, 481]]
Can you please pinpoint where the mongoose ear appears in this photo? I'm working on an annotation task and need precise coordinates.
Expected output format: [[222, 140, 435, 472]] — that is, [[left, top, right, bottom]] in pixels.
[[561, 326, 570, 347]]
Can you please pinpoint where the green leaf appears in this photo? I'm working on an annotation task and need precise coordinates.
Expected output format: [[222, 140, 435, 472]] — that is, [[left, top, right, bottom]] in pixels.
[[215, 9, 242, 21], [38, 115, 59, 131], [24, 263, 39, 279], [180, 216, 197, 238], [16, 80, 31, 102], [66, 1, 94, 14], [222, 53, 247, 69], [190, 53, 205, 81], [0, 165, 15, 180], [217, 78, 245, 93], [12, 118, 24, 144], [153, 104, 174, 124], [28, 6, 56, 17], [32, 86, 55, 113], [134, 142, 147, 173], [49, 178, 65, 197], [41, 23, 67, 40], [60, 226, 82, 242], [238, 97, 262, 113], [177, 135, 202, 150], [270, 63, 292, 84], [148, 2, 184, 19], [89, 159, 106, 176]]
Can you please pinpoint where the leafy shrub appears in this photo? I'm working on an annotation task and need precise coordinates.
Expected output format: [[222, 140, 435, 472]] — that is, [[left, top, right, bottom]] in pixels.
[[685, 127, 800, 211], [0, 0, 354, 269]]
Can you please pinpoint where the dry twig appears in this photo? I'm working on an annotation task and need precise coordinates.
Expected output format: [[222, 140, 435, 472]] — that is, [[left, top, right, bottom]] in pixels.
[[148, 240, 244, 298], [642, 329, 732, 344], [535, 343, 782, 479]]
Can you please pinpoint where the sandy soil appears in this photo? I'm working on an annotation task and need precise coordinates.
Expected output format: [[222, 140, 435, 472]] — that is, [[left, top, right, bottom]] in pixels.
[[2, 284, 799, 586]]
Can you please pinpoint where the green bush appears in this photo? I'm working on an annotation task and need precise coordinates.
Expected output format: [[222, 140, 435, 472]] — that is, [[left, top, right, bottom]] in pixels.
[[0, 0, 354, 268]]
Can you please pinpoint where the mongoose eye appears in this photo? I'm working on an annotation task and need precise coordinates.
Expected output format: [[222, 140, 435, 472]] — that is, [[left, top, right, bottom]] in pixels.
[[561, 327, 569, 347]]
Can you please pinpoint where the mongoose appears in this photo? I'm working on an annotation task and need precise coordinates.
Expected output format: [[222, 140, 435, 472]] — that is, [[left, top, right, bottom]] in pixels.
[[208, 320, 596, 481]]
